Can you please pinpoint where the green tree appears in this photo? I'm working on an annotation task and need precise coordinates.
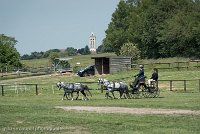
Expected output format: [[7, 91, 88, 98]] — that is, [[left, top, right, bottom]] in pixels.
[[158, 1, 200, 58], [43, 49, 60, 58], [49, 52, 59, 65], [60, 60, 70, 69], [0, 34, 21, 69], [103, 0, 200, 58], [65, 47, 77, 56], [77, 45, 91, 55], [103, 1, 132, 55], [83, 45, 91, 55], [120, 42, 140, 61]]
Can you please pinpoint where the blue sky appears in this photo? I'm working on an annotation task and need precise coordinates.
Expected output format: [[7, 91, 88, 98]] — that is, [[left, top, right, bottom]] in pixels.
[[0, 0, 119, 55]]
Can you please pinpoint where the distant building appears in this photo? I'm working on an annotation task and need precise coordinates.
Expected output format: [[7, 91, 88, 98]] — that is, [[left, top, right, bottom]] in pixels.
[[91, 56, 132, 74], [89, 32, 96, 54]]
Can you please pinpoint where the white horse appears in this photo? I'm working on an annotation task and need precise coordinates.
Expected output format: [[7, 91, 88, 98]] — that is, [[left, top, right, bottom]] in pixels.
[[57, 82, 92, 101], [98, 78, 130, 99]]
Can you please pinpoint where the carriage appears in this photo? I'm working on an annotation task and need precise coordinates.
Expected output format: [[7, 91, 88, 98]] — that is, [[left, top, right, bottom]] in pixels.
[[129, 76, 160, 99], [98, 77, 159, 99]]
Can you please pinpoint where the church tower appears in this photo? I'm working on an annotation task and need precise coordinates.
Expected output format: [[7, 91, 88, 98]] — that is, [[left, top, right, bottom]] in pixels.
[[89, 32, 96, 53]]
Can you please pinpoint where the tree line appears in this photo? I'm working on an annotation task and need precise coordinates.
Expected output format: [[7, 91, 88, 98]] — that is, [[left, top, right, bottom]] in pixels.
[[0, 34, 22, 69], [21, 45, 91, 60], [100, 0, 200, 59], [0, 34, 92, 70]]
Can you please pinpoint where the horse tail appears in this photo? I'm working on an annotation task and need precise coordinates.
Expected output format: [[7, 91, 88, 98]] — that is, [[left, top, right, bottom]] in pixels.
[[87, 88, 92, 97], [82, 85, 92, 97]]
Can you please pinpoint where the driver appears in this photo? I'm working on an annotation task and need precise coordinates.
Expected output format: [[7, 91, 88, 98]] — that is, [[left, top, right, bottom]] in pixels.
[[132, 65, 145, 88]]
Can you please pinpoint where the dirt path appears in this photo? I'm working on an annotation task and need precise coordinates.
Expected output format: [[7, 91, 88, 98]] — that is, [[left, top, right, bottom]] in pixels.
[[56, 106, 200, 115]]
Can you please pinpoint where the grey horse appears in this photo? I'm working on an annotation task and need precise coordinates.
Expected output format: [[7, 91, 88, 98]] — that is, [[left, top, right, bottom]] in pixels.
[[98, 78, 130, 99], [57, 82, 92, 101]]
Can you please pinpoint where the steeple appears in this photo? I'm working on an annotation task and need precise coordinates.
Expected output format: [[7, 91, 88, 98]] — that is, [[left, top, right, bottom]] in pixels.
[[89, 32, 96, 54]]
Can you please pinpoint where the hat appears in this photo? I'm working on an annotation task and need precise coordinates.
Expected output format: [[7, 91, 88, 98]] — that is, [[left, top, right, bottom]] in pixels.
[[139, 65, 144, 68]]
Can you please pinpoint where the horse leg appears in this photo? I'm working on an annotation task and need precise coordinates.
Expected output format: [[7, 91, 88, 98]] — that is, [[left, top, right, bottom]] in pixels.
[[111, 91, 117, 99], [86, 89, 92, 97], [126, 87, 130, 99], [62, 91, 67, 100], [71, 92, 74, 101], [81, 90, 88, 100], [119, 90, 123, 99], [105, 92, 109, 99], [105, 90, 112, 99], [66, 92, 69, 100], [75, 91, 79, 100]]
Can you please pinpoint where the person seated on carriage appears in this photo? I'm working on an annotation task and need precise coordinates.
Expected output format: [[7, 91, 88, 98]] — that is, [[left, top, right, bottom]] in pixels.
[[148, 68, 158, 87], [132, 65, 145, 88]]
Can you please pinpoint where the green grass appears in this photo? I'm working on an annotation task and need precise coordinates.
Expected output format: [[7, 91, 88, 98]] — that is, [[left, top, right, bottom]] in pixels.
[[21, 53, 116, 68], [0, 91, 200, 134], [0, 68, 200, 133], [21, 58, 51, 68]]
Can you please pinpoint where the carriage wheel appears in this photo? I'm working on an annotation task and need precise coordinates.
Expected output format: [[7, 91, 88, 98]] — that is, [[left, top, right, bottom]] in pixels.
[[138, 84, 149, 98], [130, 88, 142, 99], [141, 87, 149, 98], [148, 87, 160, 98], [131, 90, 141, 99], [153, 87, 160, 98]]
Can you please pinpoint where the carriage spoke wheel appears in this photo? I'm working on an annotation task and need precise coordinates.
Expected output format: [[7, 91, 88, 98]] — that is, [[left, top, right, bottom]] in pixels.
[[148, 87, 160, 98], [131, 90, 142, 99], [154, 87, 160, 98], [137, 85, 146, 98], [141, 87, 149, 98]]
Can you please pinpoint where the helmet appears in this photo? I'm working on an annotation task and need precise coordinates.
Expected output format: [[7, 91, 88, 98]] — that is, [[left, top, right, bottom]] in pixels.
[[139, 65, 144, 68]]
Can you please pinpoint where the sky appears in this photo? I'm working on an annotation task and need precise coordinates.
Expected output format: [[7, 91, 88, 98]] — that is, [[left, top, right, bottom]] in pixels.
[[0, 0, 119, 55]]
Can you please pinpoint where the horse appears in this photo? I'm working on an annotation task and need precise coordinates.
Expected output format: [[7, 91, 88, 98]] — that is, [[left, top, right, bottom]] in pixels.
[[98, 78, 130, 99], [57, 82, 92, 101]]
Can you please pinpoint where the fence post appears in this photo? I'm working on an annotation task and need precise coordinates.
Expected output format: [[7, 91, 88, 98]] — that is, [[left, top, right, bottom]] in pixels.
[[1, 85, 4, 96], [170, 80, 172, 91], [199, 79, 200, 92], [184, 80, 186, 92], [35, 84, 38, 95]]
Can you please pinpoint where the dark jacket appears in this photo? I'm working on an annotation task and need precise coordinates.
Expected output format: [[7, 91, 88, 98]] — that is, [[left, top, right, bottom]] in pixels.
[[150, 72, 158, 81], [135, 69, 144, 78]]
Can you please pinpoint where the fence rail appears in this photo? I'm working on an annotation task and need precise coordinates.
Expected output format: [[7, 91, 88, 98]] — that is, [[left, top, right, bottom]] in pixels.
[[1, 79, 200, 96], [158, 79, 200, 92], [132, 60, 200, 70], [0, 84, 39, 96]]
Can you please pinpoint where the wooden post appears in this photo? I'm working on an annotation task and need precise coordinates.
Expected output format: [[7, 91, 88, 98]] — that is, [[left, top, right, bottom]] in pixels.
[[168, 63, 171, 68], [1, 85, 4, 96], [199, 79, 200, 92], [35, 84, 38, 95], [184, 80, 186, 92], [177, 62, 180, 71], [170, 80, 172, 91]]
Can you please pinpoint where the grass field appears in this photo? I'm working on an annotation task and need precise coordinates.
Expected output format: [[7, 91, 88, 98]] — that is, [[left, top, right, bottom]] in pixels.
[[21, 53, 116, 68], [0, 66, 200, 133]]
